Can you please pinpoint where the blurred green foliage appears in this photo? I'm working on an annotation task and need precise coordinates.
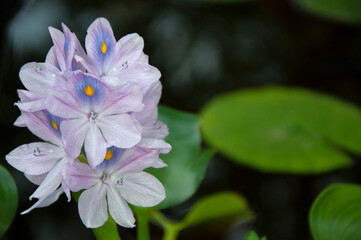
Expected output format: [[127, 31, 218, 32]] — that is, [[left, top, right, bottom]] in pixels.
[[310, 184, 361, 240], [147, 105, 214, 209], [245, 230, 267, 240], [0, 165, 18, 237], [181, 191, 253, 228], [201, 87, 361, 174], [189, 0, 256, 3], [295, 0, 361, 23], [150, 191, 253, 240]]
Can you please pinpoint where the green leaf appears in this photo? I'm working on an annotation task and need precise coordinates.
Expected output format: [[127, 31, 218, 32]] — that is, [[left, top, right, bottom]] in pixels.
[[0, 165, 18, 237], [181, 191, 253, 228], [147, 105, 214, 209], [201, 87, 361, 174], [310, 183, 361, 240], [295, 0, 361, 23]]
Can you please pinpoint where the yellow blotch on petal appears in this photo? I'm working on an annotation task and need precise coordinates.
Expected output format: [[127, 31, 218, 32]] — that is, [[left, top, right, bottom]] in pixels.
[[84, 85, 95, 96], [104, 149, 113, 160], [51, 120, 59, 130], [101, 40, 107, 54]]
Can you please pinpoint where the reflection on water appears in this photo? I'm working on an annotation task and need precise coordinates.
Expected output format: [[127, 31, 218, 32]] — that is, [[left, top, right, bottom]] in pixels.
[[1, 0, 361, 239]]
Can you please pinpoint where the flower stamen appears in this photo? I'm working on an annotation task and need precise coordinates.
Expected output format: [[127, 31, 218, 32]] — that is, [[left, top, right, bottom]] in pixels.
[[89, 111, 97, 121]]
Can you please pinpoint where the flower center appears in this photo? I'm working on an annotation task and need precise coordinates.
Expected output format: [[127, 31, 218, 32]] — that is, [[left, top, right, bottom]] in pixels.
[[89, 111, 97, 121], [100, 173, 123, 186], [101, 173, 109, 182]]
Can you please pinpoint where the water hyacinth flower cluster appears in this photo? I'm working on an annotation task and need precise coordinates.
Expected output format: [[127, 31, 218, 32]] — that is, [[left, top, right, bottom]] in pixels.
[[6, 17, 171, 228]]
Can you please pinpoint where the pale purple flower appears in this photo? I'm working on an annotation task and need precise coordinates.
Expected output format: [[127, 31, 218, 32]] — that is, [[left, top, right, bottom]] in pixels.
[[16, 64, 64, 112], [132, 81, 171, 167], [74, 18, 160, 90], [21, 188, 64, 215], [47, 23, 86, 73], [62, 147, 165, 228], [8, 17, 170, 227], [6, 108, 74, 208], [16, 23, 85, 112], [46, 71, 144, 168]]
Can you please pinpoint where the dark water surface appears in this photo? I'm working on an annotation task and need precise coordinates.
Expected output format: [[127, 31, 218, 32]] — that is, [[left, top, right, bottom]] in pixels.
[[1, 0, 361, 239]]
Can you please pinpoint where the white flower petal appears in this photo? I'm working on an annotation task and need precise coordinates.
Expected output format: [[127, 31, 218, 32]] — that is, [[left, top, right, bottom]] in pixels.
[[6, 142, 64, 175], [112, 148, 158, 174], [25, 173, 47, 185], [84, 124, 107, 168], [136, 138, 172, 154], [60, 118, 89, 159], [120, 172, 165, 207], [48, 27, 66, 71], [132, 81, 162, 125], [100, 87, 143, 116], [78, 183, 108, 228], [14, 115, 26, 127], [107, 186, 135, 228], [29, 158, 67, 199], [152, 159, 168, 169], [61, 160, 99, 192], [114, 33, 144, 64], [19, 62, 59, 94], [97, 114, 141, 149], [21, 188, 63, 215]]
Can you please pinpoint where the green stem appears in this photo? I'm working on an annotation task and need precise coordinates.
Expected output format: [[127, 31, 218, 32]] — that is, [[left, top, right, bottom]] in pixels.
[[163, 224, 182, 240], [136, 209, 151, 240], [92, 217, 121, 240], [150, 210, 166, 227], [150, 210, 183, 240]]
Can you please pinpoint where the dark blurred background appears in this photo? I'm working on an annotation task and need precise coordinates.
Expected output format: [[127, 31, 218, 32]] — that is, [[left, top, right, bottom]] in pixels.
[[1, 0, 361, 239]]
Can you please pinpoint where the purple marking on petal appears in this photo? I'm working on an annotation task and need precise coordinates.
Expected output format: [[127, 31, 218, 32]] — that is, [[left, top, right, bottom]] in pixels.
[[62, 23, 77, 71], [72, 73, 105, 107], [94, 24, 114, 64], [64, 33, 69, 60], [71, 61, 79, 71], [97, 146, 123, 172], [85, 18, 116, 75], [44, 110, 63, 137], [72, 35, 88, 72], [20, 110, 62, 146]]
